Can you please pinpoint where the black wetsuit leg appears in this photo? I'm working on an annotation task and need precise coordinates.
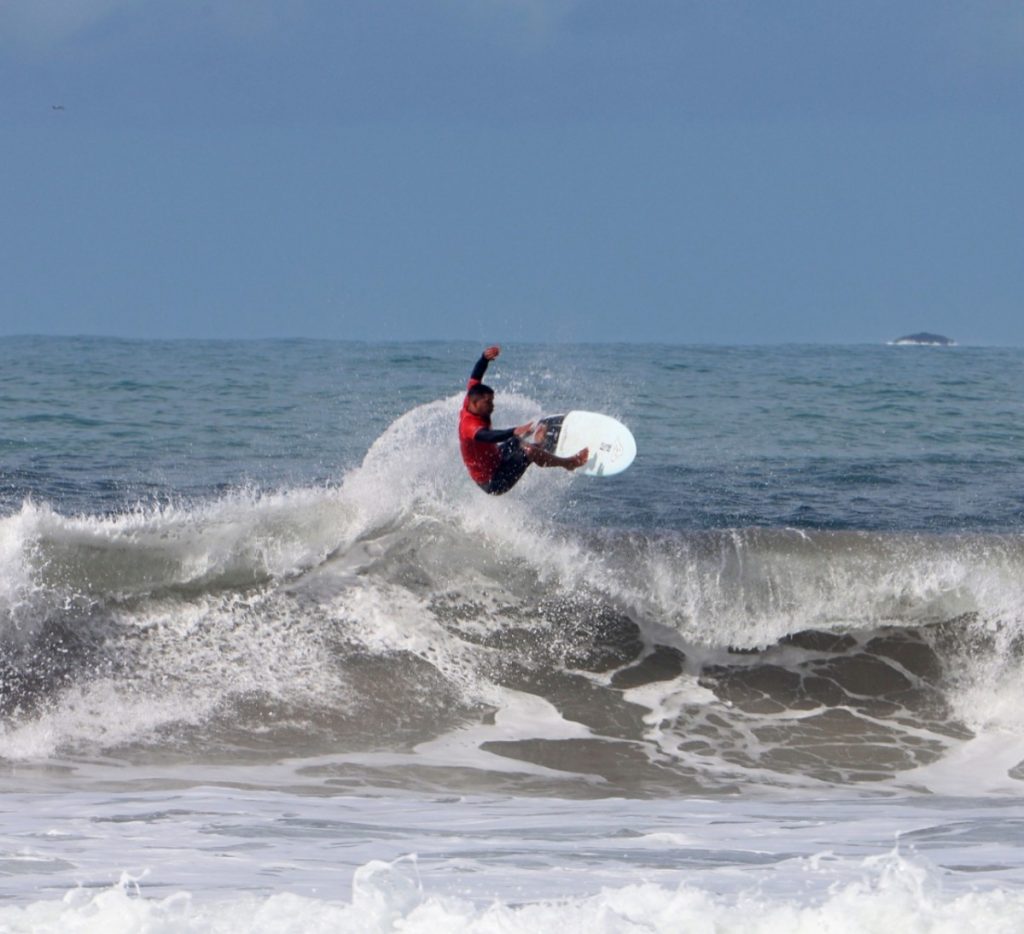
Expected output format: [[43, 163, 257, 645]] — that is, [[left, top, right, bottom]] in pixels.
[[479, 439, 531, 495]]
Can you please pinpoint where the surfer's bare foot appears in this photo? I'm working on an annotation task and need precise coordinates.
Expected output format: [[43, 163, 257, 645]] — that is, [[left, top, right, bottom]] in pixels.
[[524, 444, 588, 470], [566, 448, 589, 470]]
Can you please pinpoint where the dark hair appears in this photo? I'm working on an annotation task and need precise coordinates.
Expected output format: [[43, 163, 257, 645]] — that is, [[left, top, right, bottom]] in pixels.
[[467, 383, 494, 399]]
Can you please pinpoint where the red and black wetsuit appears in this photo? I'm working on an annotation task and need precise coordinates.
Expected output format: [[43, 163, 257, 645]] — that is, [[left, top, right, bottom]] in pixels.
[[459, 354, 531, 495]]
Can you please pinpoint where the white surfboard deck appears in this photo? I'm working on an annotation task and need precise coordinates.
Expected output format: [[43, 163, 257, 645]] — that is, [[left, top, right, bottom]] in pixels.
[[539, 410, 636, 477]]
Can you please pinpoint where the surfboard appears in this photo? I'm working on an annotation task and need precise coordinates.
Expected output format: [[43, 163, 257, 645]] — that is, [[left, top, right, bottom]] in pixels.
[[537, 411, 636, 477]]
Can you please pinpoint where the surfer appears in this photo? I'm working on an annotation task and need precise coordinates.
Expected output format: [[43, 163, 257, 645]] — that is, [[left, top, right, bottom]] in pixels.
[[459, 346, 588, 495]]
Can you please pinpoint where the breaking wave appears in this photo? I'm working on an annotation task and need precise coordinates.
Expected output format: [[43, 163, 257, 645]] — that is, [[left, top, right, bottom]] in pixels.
[[3, 396, 1024, 795]]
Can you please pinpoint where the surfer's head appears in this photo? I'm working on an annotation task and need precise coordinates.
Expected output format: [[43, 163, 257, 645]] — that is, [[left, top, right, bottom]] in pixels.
[[466, 383, 495, 416]]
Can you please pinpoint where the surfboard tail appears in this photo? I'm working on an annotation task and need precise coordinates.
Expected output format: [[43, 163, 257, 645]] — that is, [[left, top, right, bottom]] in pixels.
[[535, 415, 565, 454]]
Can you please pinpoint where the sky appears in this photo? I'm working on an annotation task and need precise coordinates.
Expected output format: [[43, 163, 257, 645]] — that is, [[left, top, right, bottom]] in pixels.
[[2, 1, 1023, 344]]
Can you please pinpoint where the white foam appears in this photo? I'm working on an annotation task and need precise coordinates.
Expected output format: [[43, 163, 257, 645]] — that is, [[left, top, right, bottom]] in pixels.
[[328, 687, 599, 782], [0, 500, 49, 633], [900, 732, 1024, 795], [0, 585, 350, 761], [0, 486, 358, 614], [631, 531, 1024, 649], [2, 850, 1023, 934], [410, 686, 595, 777], [0, 678, 214, 761], [622, 674, 719, 748]]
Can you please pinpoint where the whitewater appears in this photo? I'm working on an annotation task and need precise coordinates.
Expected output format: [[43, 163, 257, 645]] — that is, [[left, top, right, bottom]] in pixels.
[[3, 337, 1024, 931]]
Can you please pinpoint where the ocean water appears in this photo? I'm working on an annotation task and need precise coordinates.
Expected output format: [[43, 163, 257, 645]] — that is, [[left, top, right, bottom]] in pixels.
[[3, 336, 1024, 931]]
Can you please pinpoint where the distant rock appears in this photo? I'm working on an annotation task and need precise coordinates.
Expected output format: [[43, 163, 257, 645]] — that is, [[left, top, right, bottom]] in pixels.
[[888, 332, 956, 346]]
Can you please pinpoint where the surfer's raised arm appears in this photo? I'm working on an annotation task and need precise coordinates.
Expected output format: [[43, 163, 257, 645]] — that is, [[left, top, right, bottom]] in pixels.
[[468, 345, 500, 386]]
